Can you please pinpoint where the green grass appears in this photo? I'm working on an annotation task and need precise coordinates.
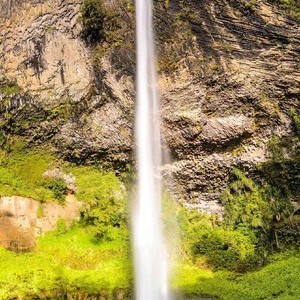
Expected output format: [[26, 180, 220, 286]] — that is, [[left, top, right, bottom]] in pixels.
[[0, 147, 58, 201], [0, 227, 132, 299], [172, 253, 300, 300], [1, 230, 300, 300], [0, 143, 125, 205]]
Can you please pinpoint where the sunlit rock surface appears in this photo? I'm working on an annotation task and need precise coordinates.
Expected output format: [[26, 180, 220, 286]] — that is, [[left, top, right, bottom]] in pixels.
[[0, 195, 81, 250], [0, 0, 299, 213], [0, 0, 91, 101]]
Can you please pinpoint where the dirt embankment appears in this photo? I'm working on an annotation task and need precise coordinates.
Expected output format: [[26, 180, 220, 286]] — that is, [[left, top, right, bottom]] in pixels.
[[0, 195, 81, 251]]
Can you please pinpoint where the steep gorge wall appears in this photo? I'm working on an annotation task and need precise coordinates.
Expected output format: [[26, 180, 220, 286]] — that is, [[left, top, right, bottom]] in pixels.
[[157, 0, 300, 213], [0, 0, 299, 214], [0, 0, 91, 101]]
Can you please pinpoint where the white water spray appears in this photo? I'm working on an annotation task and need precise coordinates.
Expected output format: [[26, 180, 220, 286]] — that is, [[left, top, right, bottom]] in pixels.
[[133, 0, 170, 299]]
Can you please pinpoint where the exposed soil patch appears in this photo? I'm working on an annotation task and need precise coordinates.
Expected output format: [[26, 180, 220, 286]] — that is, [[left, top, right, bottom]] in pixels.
[[0, 217, 35, 251], [0, 195, 82, 251]]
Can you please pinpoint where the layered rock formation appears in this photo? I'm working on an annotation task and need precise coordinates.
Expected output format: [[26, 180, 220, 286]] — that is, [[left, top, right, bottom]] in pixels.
[[0, 0, 299, 214], [0, 0, 91, 100]]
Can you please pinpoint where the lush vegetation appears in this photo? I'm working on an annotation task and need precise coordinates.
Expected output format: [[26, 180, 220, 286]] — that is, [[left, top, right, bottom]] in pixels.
[[0, 227, 132, 300], [0, 143, 61, 202], [70, 166, 127, 241], [0, 0, 299, 298], [272, 0, 300, 22], [0, 106, 298, 298], [0, 137, 300, 298], [0, 140, 128, 240], [176, 164, 299, 274], [1, 224, 300, 299]]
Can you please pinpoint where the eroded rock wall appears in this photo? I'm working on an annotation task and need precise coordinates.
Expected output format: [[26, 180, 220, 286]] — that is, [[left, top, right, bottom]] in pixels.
[[0, 0, 91, 101], [0, 195, 81, 250], [0, 0, 299, 215]]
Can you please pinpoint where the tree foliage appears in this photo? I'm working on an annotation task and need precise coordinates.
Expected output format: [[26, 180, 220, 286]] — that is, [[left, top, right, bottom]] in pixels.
[[80, 0, 106, 43]]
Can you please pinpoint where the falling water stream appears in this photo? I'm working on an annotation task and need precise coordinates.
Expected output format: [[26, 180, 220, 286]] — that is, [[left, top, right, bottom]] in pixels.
[[133, 0, 170, 299]]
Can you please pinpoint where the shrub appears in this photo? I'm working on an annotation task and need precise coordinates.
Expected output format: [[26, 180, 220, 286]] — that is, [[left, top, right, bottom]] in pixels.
[[71, 166, 127, 241], [192, 227, 257, 271], [80, 0, 106, 43], [55, 218, 68, 235], [221, 165, 300, 252], [42, 178, 68, 202], [178, 207, 258, 271], [220, 168, 272, 231], [259, 130, 300, 249]]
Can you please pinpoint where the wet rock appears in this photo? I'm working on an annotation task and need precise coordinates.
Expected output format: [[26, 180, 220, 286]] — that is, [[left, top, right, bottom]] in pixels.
[[163, 154, 233, 204]]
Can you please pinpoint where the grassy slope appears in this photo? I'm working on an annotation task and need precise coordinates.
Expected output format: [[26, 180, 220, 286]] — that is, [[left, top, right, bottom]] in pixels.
[[0, 227, 132, 300], [0, 145, 300, 299], [0, 143, 124, 204], [1, 229, 300, 300], [173, 254, 300, 300], [0, 146, 56, 201]]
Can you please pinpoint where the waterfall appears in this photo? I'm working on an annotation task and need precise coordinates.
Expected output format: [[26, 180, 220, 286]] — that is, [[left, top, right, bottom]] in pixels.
[[133, 0, 170, 299]]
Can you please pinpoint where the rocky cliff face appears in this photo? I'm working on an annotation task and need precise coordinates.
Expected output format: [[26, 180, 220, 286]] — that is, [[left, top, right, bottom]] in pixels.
[[0, 0, 299, 215], [0, 0, 91, 100]]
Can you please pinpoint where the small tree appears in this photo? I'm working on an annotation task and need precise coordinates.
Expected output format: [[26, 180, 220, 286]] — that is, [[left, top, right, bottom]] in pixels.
[[80, 0, 106, 43]]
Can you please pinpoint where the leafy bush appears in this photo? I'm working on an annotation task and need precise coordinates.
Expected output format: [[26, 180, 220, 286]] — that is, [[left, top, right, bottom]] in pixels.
[[178, 208, 258, 271], [221, 164, 300, 253], [71, 166, 127, 241], [259, 126, 300, 249], [80, 0, 106, 43], [220, 168, 272, 231], [192, 227, 256, 271], [41, 178, 68, 202], [261, 134, 300, 202]]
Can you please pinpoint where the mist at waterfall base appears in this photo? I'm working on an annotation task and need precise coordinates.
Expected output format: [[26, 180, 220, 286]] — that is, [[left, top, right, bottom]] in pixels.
[[132, 0, 171, 299]]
